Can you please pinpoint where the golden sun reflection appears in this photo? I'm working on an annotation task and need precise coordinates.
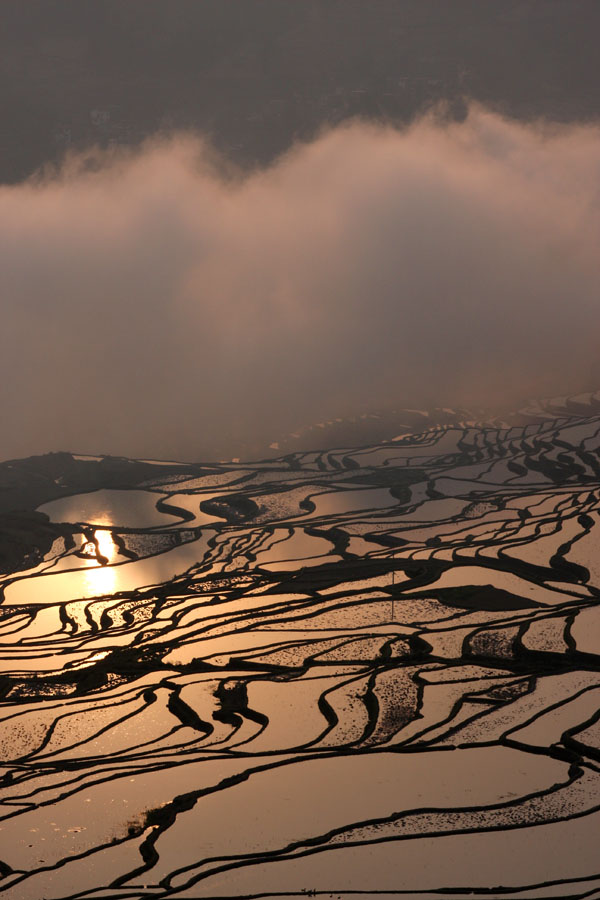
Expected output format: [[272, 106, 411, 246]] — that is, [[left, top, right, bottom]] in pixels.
[[83, 559, 117, 597], [82, 529, 119, 597], [95, 529, 118, 563]]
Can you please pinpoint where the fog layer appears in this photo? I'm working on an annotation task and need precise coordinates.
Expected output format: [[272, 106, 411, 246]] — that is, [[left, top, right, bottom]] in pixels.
[[2, 106, 599, 461]]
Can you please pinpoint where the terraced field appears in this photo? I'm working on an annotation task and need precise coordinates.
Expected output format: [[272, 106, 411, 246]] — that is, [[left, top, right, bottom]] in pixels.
[[2, 397, 600, 898]]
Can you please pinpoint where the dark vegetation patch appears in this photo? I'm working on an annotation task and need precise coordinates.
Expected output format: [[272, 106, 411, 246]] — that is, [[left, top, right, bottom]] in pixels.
[[117, 531, 181, 560], [200, 494, 259, 524], [343, 467, 425, 490], [436, 584, 541, 611], [0, 511, 73, 575]]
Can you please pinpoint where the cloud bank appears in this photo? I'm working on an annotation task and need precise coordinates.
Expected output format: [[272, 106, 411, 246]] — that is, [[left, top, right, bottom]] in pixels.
[[2, 106, 600, 461]]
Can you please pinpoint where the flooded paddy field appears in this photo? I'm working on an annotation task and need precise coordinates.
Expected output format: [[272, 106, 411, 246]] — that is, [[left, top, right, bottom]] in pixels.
[[2, 398, 600, 899]]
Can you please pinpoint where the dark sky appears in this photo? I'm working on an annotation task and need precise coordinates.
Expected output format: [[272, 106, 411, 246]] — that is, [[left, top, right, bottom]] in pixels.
[[2, 0, 600, 183]]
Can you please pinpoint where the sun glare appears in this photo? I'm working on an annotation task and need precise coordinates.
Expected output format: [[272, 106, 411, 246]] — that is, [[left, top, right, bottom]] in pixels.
[[81, 530, 119, 596], [95, 529, 118, 563]]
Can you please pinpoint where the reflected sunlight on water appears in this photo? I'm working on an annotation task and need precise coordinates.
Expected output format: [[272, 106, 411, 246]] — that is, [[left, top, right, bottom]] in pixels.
[[82, 529, 118, 596], [95, 529, 118, 563], [83, 563, 117, 597], [69, 650, 112, 670]]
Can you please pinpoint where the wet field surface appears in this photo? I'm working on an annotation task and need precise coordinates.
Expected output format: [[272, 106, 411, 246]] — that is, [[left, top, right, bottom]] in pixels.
[[2, 399, 600, 898]]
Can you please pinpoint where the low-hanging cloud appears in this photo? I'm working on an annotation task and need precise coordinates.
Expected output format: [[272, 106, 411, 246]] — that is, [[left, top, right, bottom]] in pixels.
[[2, 105, 600, 462]]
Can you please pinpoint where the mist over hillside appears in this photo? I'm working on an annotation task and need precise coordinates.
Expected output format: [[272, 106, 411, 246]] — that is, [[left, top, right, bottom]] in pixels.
[[2, 109, 600, 462]]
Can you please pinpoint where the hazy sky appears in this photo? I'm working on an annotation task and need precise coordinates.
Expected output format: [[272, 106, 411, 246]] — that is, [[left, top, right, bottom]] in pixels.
[[1, 105, 599, 462]]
